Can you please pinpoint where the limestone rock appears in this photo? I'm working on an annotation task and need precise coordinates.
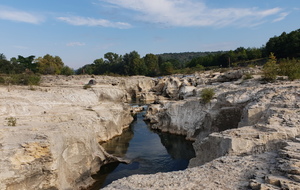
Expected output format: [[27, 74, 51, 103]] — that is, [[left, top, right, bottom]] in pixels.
[[217, 70, 243, 82], [103, 69, 300, 190], [103, 140, 300, 190], [0, 75, 157, 190]]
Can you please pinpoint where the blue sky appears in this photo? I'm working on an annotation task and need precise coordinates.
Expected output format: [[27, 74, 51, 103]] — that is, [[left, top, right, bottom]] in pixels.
[[0, 0, 299, 69]]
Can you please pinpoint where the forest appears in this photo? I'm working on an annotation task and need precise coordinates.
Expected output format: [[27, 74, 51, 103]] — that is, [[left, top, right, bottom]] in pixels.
[[0, 28, 299, 79]]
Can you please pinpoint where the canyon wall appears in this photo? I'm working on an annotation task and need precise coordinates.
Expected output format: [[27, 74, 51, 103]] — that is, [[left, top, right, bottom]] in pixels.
[[0, 75, 155, 190], [105, 69, 300, 189]]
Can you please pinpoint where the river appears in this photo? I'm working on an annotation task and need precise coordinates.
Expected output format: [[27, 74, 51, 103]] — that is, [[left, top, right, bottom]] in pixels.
[[90, 105, 195, 189]]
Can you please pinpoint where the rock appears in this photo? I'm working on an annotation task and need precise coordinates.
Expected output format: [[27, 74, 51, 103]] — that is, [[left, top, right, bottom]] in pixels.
[[0, 75, 156, 190], [130, 106, 144, 115], [88, 79, 97, 85], [145, 75, 300, 166], [110, 69, 300, 190], [162, 77, 182, 99], [145, 87, 247, 140], [217, 70, 243, 82], [103, 140, 300, 190], [3, 69, 300, 190], [178, 85, 196, 100]]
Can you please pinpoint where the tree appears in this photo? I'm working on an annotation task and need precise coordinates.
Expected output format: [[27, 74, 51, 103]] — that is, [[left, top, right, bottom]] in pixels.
[[160, 62, 173, 75], [103, 52, 123, 74], [0, 53, 6, 60], [265, 29, 300, 58], [262, 52, 278, 82], [144, 54, 159, 76], [93, 58, 107, 75], [76, 64, 95, 75], [104, 52, 122, 65], [218, 53, 230, 67], [61, 66, 74, 76], [17, 55, 37, 73], [235, 47, 248, 61], [36, 54, 64, 74], [123, 51, 147, 75], [246, 48, 262, 60], [133, 58, 147, 75], [0, 57, 13, 74]]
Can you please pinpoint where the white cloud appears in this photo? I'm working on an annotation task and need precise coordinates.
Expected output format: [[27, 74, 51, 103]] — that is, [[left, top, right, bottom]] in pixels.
[[57, 16, 131, 29], [99, 0, 285, 27], [66, 42, 86, 47], [272, 12, 289, 22], [0, 6, 43, 24]]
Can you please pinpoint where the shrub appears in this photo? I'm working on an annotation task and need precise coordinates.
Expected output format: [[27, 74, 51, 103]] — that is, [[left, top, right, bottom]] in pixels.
[[248, 64, 256, 68], [6, 117, 17, 126], [243, 73, 253, 80], [195, 64, 205, 71], [28, 85, 36, 91], [61, 66, 74, 76], [231, 62, 238, 67], [25, 74, 41, 85], [83, 84, 92, 89], [0, 77, 5, 84], [262, 53, 278, 82], [5, 74, 41, 85], [278, 58, 300, 80], [200, 88, 215, 103]]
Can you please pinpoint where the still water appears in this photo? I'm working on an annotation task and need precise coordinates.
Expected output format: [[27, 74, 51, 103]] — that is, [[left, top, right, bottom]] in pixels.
[[90, 105, 195, 189]]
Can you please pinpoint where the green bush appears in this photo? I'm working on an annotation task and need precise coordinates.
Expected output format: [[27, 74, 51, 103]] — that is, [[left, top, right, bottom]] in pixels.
[[278, 58, 300, 80], [5, 74, 41, 85], [195, 64, 205, 71], [0, 77, 5, 84], [6, 117, 17, 126], [61, 66, 74, 76], [200, 88, 215, 103], [23, 74, 41, 85], [243, 73, 253, 80], [83, 84, 92, 89], [262, 53, 278, 82]]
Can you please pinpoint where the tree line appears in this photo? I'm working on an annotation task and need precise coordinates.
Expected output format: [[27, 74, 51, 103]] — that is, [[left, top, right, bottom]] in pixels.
[[1, 28, 299, 78], [76, 28, 299, 76], [0, 54, 74, 75], [75, 47, 264, 76]]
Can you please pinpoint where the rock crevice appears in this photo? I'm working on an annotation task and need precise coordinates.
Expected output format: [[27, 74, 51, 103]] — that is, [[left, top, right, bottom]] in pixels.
[[0, 75, 155, 190]]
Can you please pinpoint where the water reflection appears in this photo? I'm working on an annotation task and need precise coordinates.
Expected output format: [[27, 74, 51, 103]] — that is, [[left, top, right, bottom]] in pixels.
[[101, 127, 134, 158], [90, 107, 195, 189], [158, 132, 196, 160]]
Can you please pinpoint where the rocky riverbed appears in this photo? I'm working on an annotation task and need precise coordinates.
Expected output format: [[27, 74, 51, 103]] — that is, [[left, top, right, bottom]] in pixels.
[[105, 68, 300, 189], [1, 69, 300, 190], [0, 75, 155, 190]]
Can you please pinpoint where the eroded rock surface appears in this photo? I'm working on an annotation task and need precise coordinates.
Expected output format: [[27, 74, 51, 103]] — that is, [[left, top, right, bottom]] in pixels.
[[2, 70, 300, 190], [106, 68, 300, 189], [0, 75, 155, 190], [190, 82, 300, 166], [104, 139, 300, 190]]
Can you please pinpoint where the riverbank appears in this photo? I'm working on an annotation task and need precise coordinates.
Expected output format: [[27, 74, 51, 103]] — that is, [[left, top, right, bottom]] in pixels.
[[105, 68, 300, 189], [1, 69, 300, 189], [90, 107, 195, 189], [104, 139, 300, 189], [0, 75, 155, 190]]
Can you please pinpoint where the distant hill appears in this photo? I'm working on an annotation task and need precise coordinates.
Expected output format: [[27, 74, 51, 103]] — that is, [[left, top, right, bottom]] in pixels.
[[156, 51, 225, 64]]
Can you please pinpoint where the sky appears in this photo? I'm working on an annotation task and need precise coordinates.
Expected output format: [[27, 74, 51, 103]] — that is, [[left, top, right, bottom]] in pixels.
[[0, 0, 299, 69]]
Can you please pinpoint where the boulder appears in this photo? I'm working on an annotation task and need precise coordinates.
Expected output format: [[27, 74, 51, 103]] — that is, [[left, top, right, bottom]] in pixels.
[[217, 70, 243, 82]]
